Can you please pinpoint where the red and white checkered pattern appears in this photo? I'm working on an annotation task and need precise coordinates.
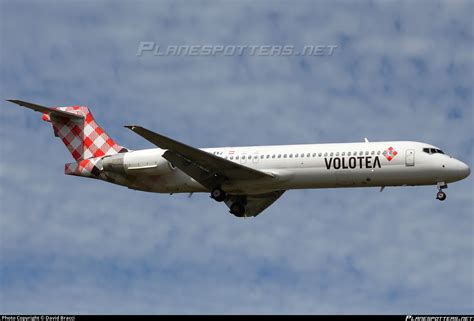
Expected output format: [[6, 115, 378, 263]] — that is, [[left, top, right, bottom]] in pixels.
[[43, 106, 125, 161], [65, 158, 101, 177], [383, 146, 398, 161]]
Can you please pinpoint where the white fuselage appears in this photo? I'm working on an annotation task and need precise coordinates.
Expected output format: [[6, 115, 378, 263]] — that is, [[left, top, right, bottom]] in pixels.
[[112, 141, 470, 195]]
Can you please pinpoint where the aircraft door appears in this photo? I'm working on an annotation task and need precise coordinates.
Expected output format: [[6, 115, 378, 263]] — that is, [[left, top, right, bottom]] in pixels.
[[405, 149, 415, 166]]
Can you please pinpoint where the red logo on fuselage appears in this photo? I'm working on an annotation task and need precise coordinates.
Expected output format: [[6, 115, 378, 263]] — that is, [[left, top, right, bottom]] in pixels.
[[383, 147, 398, 161]]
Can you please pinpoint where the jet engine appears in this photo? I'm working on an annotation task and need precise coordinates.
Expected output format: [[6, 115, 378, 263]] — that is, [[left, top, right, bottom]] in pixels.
[[102, 149, 175, 176]]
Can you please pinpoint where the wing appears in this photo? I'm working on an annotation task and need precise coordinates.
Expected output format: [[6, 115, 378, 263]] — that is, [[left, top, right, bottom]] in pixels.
[[124, 125, 274, 190], [225, 190, 285, 217]]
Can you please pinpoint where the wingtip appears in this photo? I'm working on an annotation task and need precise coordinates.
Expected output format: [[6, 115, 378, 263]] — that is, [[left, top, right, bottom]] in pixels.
[[124, 125, 139, 130]]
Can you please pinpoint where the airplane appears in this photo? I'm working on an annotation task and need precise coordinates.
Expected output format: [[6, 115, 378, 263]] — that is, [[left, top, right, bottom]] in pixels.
[[6, 100, 470, 217]]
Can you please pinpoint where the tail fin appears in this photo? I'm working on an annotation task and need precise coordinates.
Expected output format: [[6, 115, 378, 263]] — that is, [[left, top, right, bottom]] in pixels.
[[7, 100, 127, 161]]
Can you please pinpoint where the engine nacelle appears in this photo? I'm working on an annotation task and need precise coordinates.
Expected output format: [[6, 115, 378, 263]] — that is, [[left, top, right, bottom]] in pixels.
[[102, 149, 175, 176]]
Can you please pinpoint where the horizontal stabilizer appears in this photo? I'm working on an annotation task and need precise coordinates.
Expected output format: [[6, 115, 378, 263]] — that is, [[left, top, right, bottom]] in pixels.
[[6, 99, 84, 120]]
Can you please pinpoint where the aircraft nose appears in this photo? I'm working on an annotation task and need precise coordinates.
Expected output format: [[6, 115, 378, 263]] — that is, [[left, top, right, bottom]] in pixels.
[[458, 161, 470, 179], [444, 159, 470, 182], [451, 159, 470, 180]]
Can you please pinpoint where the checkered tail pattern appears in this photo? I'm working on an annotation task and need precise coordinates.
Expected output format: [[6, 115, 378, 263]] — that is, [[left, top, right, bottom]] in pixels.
[[41, 106, 128, 177]]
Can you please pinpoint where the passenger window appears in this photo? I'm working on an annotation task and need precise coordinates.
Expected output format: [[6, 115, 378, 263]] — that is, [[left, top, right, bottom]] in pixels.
[[318, 153, 322, 157], [348, 152, 351, 156], [371, 151, 375, 155], [283, 154, 287, 158], [336, 152, 339, 156], [359, 151, 363, 156], [278, 154, 281, 158], [301, 153, 305, 157], [289, 154, 293, 158], [313, 153, 317, 157], [330, 152, 334, 157], [324, 152, 328, 157], [306, 153, 310, 157], [272, 155, 275, 158], [342, 152, 345, 156], [236, 156, 239, 160], [266, 155, 270, 159], [365, 151, 369, 155], [230, 156, 234, 160], [377, 151, 381, 155]]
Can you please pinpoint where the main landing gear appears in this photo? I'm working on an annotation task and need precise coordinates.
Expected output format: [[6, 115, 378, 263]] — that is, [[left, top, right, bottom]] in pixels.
[[210, 187, 226, 202], [230, 202, 246, 217], [436, 182, 447, 201], [210, 187, 246, 217]]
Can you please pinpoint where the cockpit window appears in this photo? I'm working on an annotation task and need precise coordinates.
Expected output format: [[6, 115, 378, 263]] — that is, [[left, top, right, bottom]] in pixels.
[[423, 147, 445, 155]]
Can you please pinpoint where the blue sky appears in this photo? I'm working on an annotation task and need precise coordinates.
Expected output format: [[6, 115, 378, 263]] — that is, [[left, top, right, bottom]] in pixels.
[[0, 0, 473, 314]]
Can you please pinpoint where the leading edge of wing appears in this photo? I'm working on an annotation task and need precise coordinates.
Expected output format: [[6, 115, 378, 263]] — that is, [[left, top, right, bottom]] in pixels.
[[124, 125, 274, 182]]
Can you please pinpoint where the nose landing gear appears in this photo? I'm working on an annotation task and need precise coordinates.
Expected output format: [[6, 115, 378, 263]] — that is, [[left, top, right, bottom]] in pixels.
[[436, 182, 447, 201], [436, 191, 446, 201]]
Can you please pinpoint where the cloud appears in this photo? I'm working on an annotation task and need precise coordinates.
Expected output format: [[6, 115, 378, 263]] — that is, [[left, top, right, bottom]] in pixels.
[[0, 0, 473, 314]]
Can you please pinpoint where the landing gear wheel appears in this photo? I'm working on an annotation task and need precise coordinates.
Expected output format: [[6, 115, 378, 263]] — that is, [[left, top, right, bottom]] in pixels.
[[230, 202, 246, 217], [436, 191, 446, 201], [210, 188, 226, 202]]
